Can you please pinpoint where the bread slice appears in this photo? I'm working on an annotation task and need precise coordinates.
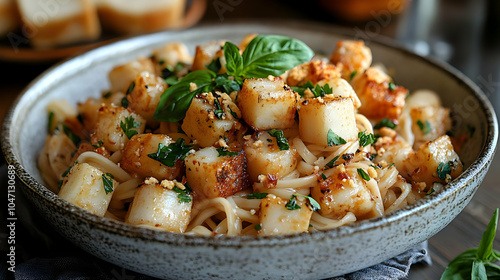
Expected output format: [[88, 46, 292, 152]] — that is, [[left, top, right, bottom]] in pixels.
[[95, 0, 186, 35], [0, 0, 20, 36], [16, 0, 101, 49]]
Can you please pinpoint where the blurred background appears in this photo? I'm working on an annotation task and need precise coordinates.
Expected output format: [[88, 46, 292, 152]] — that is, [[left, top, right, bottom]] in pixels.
[[1, 0, 499, 279]]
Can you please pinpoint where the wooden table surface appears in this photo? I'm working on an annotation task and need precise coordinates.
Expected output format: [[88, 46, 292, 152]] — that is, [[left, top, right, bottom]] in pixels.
[[1, 0, 499, 279]]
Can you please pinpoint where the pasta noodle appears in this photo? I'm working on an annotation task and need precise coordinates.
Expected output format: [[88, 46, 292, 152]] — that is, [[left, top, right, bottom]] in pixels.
[[38, 35, 465, 236]]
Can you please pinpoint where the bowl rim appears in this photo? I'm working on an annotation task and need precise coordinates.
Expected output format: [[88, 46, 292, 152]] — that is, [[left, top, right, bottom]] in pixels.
[[2, 19, 498, 247]]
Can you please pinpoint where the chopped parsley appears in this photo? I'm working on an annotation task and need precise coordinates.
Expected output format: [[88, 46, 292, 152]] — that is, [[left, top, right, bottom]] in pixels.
[[321, 173, 327, 180], [358, 130, 376, 147], [268, 129, 290, 151], [426, 187, 435, 195], [121, 97, 129, 108], [213, 98, 224, 119], [62, 124, 81, 146], [254, 224, 262, 231], [388, 82, 396, 91], [374, 118, 396, 129], [102, 173, 114, 194], [291, 81, 333, 98], [417, 120, 432, 135], [216, 147, 239, 157], [91, 140, 104, 149], [349, 70, 357, 81], [147, 138, 193, 167], [173, 185, 192, 203], [437, 162, 452, 180], [326, 155, 340, 168], [286, 194, 320, 211], [327, 129, 346, 146], [126, 81, 135, 95], [47, 111, 55, 133], [247, 193, 268, 199], [357, 168, 370, 181], [120, 116, 140, 139]]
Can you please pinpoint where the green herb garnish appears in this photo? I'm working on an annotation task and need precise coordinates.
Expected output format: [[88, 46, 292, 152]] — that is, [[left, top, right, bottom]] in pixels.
[[102, 173, 114, 194], [321, 173, 327, 180], [103, 91, 112, 98], [357, 168, 370, 181], [358, 130, 376, 147], [437, 162, 452, 180], [374, 118, 396, 129], [388, 82, 396, 91], [268, 129, 290, 150], [173, 185, 192, 203], [91, 140, 104, 149], [126, 81, 135, 95], [417, 120, 432, 135], [213, 98, 225, 119], [206, 57, 222, 73], [216, 147, 239, 157], [121, 97, 129, 108], [254, 224, 262, 231], [441, 209, 500, 280], [327, 129, 346, 146], [285, 195, 301, 210], [247, 193, 268, 199], [47, 111, 55, 133], [291, 81, 333, 98], [326, 155, 340, 168], [120, 116, 140, 139], [147, 138, 193, 167], [62, 124, 81, 146], [349, 70, 357, 81]]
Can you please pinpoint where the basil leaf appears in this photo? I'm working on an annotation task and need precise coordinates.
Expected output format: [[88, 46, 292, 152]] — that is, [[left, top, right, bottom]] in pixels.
[[214, 74, 241, 93], [241, 35, 314, 78], [268, 129, 290, 150], [173, 185, 192, 203], [327, 129, 346, 146], [206, 57, 222, 73], [485, 263, 500, 277], [147, 138, 193, 167], [102, 173, 114, 194], [441, 249, 477, 280], [374, 118, 396, 129], [247, 193, 268, 199], [224, 41, 244, 77], [477, 208, 499, 261], [216, 147, 239, 157], [120, 116, 140, 139], [153, 70, 216, 122], [472, 260, 487, 280]]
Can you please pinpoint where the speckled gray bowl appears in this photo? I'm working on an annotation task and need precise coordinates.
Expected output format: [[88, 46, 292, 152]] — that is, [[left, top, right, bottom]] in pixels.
[[2, 21, 498, 279]]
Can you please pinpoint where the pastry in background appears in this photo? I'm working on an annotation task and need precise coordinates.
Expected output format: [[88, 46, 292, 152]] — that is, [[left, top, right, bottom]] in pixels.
[[16, 0, 101, 49], [0, 0, 20, 36], [317, 0, 408, 22], [95, 0, 186, 35]]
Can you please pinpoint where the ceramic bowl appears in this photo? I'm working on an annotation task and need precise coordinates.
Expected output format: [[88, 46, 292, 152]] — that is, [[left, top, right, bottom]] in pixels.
[[2, 21, 498, 279]]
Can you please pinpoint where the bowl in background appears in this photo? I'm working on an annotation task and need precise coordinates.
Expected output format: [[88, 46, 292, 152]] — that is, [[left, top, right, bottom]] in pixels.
[[1, 21, 497, 279]]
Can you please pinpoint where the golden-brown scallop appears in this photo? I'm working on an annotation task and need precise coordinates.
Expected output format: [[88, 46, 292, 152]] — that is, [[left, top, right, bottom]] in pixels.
[[184, 146, 250, 199], [237, 77, 299, 130], [190, 40, 226, 72], [120, 133, 183, 180], [350, 67, 408, 122], [93, 105, 146, 152], [243, 131, 299, 182], [181, 92, 243, 147], [402, 135, 463, 192], [152, 42, 193, 69], [298, 97, 358, 146], [311, 165, 378, 220], [58, 163, 116, 217], [286, 60, 342, 87], [330, 40, 372, 81], [258, 195, 313, 236], [108, 57, 156, 93], [126, 71, 167, 125], [125, 179, 192, 233]]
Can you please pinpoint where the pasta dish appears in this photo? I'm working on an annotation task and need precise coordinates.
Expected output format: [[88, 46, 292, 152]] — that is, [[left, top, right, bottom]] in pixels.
[[38, 34, 464, 236]]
